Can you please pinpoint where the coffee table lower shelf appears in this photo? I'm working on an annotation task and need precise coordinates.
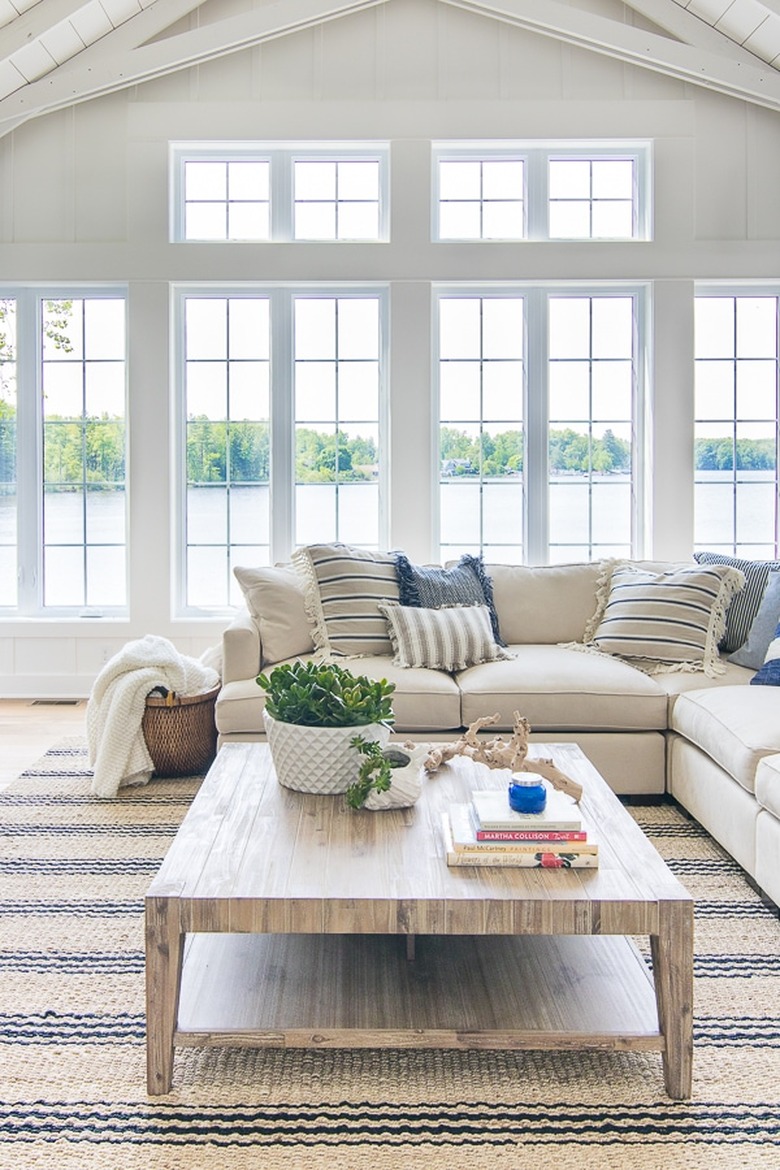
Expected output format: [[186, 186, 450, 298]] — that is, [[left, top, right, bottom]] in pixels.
[[173, 932, 663, 1058]]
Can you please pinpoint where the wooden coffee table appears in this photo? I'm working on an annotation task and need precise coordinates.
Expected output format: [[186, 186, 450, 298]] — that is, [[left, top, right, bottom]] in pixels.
[[145, 741, 693, 1097]]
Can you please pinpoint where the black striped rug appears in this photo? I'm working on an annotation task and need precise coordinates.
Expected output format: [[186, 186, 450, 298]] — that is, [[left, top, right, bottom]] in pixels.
[[1, 739, 779, 1170]]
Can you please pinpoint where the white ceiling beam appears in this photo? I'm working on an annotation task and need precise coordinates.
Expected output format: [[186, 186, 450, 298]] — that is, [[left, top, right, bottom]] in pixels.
[[0, 0, 91, 57], [738, 0, 780, 18], [623, 0, 767, 65], [440, 0, 780, 110], [0, 0, 387, 133]]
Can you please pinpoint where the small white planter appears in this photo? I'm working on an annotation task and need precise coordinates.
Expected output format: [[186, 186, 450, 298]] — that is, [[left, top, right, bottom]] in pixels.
[[263, 710, 390, 794], [362, 744, 429, 810]]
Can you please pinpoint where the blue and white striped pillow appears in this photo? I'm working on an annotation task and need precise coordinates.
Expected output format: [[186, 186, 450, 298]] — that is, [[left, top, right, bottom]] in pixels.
[[293, 543, 400, 657], [750, 621, 780, 686], [586, 562, 745, 676], [694, 552, 780, 652]]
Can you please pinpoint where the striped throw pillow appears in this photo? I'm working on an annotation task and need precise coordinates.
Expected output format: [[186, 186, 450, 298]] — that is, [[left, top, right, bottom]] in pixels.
[[587, 562, 745, 676], [379, 601, 513, 672], [694, 551, 780, 652], [292, 543, 400, 657]]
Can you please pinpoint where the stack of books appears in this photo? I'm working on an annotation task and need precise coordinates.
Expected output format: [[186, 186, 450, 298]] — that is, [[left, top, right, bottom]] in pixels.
[[442, 787, 598, 869]]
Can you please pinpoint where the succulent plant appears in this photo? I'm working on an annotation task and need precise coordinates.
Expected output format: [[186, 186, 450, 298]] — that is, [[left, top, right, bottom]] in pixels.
[[256, 659, 395, 729]]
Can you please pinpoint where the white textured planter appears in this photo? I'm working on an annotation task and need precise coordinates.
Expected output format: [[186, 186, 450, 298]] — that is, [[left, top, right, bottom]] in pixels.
[[263, 711, 390, 794]]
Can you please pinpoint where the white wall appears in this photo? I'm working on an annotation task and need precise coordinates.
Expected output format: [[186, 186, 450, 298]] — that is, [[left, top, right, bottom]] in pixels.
[[2, 0, 780, 696]]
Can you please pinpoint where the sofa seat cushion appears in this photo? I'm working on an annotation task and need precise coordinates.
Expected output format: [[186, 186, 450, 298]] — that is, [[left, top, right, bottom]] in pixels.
[[671, 686, 780, 792], [216, 655, 462, 736], [755, 755, 780, 820], [457, 644, 668, 732]]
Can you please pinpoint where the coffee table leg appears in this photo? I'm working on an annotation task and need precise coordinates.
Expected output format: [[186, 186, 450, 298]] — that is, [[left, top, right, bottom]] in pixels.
[[651, 899, 694, 1100], [145, 896, 184, 1095]]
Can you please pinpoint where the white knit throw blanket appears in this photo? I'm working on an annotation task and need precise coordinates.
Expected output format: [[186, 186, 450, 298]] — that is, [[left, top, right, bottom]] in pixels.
[[87, 634, 220, 799]]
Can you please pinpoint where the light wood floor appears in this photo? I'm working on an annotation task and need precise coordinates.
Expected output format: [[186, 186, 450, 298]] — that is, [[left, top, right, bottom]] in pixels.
[[0, 698, 87, 791]]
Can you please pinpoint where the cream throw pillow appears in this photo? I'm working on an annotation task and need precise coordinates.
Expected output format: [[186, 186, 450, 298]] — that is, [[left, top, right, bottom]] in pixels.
[[233, 565, 314, 666], [379, 601, 513, 672], [583, 561, 745, 677]]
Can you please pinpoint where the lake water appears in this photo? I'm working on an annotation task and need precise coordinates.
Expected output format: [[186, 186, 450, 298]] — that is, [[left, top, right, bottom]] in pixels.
[[0, 472, 776, 608]]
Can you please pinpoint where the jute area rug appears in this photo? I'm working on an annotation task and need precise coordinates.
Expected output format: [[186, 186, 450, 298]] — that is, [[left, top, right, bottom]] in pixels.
[[2, 740, 779, 1170]]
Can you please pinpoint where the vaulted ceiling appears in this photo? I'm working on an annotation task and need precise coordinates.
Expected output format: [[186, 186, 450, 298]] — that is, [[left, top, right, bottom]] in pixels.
[[1, 0, 780, 138]]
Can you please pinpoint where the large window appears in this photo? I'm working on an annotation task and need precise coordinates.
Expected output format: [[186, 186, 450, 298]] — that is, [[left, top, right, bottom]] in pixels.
[[433, 142, 650, 242], [548, 295, 636, 561], [694, 293, 779, 557], [294, 296, 382, 547], [179, 289, 386, 611], [183, 296, 271, 609], [436, 288, 642, 564], [437, 295, 525, 562], [0, 290, 127, 615], [172, 144, 389, 242], [41, 298, 127, 609]]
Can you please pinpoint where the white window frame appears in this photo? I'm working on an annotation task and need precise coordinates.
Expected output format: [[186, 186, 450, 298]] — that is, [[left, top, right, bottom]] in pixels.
[[432, 141, 652, 243], [170, 142, 390, 243], [693, 284, 780, 558], [432, 283, 648, 564], [1, 285, 128, 619], [173, 284, 390, 617]]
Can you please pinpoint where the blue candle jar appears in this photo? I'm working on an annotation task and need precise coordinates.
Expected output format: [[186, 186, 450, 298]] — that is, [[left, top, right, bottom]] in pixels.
[[508, 775, 547, 814]]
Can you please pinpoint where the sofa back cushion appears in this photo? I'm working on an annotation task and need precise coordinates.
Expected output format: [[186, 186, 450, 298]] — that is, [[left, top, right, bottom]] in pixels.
[[233, 565, 314, 666], [486, 562, 604, 644]]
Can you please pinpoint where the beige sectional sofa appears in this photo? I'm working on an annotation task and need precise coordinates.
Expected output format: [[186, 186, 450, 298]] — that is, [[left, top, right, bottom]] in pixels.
[[216, 557, 780, 906]]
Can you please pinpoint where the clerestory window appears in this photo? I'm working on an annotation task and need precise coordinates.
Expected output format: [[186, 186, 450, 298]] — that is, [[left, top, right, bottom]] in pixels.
[[433, 142, 651, 242], [171, 143, 389, 243]]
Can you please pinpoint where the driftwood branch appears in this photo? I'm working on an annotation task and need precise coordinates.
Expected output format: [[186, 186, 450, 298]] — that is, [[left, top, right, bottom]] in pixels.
[[423, 711, 583, 802]]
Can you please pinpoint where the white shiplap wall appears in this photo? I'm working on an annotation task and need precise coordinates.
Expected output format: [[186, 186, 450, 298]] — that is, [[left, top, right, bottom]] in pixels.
[[1, 0, 780, 696]]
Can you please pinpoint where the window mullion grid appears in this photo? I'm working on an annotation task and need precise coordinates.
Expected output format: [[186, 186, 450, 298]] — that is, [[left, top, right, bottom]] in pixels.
[[224, 299, 233, 606], [14, 291, 39, 614], [478, 299, 485, 553], [775, 300, 780, 556], [271, 290, 294, 562], [631, 293, 643, 557], [587, 298, 594, 556], [732, 300, 739, 551], [79, 302, 88, 609], [526, 150, 547, 243], [525, 289, 548, 563], [334, 298, 341, 539]]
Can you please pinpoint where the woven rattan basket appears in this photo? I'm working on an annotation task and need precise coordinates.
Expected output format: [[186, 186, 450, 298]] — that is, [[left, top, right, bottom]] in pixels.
[[142, 684, 220, 778]]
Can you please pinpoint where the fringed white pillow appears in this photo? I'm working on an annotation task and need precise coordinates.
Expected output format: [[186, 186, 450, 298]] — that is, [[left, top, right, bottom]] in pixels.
[[379, 601, 513, 672], [582, 561, 745, 677]]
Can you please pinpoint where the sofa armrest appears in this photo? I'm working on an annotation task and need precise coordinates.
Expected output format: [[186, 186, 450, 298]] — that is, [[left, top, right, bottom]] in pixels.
[[222, 608, 261, 684]]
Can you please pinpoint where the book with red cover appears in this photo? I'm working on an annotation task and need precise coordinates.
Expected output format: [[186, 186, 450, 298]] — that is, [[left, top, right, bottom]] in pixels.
[[476, 828, 587, 842]]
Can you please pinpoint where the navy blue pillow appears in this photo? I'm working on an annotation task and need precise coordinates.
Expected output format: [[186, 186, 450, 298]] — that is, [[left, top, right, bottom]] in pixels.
[[394, 553, 504, 646]]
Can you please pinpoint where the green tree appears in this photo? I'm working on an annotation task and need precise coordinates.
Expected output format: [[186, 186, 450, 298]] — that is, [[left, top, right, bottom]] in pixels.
[[229, 421, 269, 481]]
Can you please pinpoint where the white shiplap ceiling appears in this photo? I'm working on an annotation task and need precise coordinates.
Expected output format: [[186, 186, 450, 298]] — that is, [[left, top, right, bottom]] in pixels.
[[1, 0, 780, 138]]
